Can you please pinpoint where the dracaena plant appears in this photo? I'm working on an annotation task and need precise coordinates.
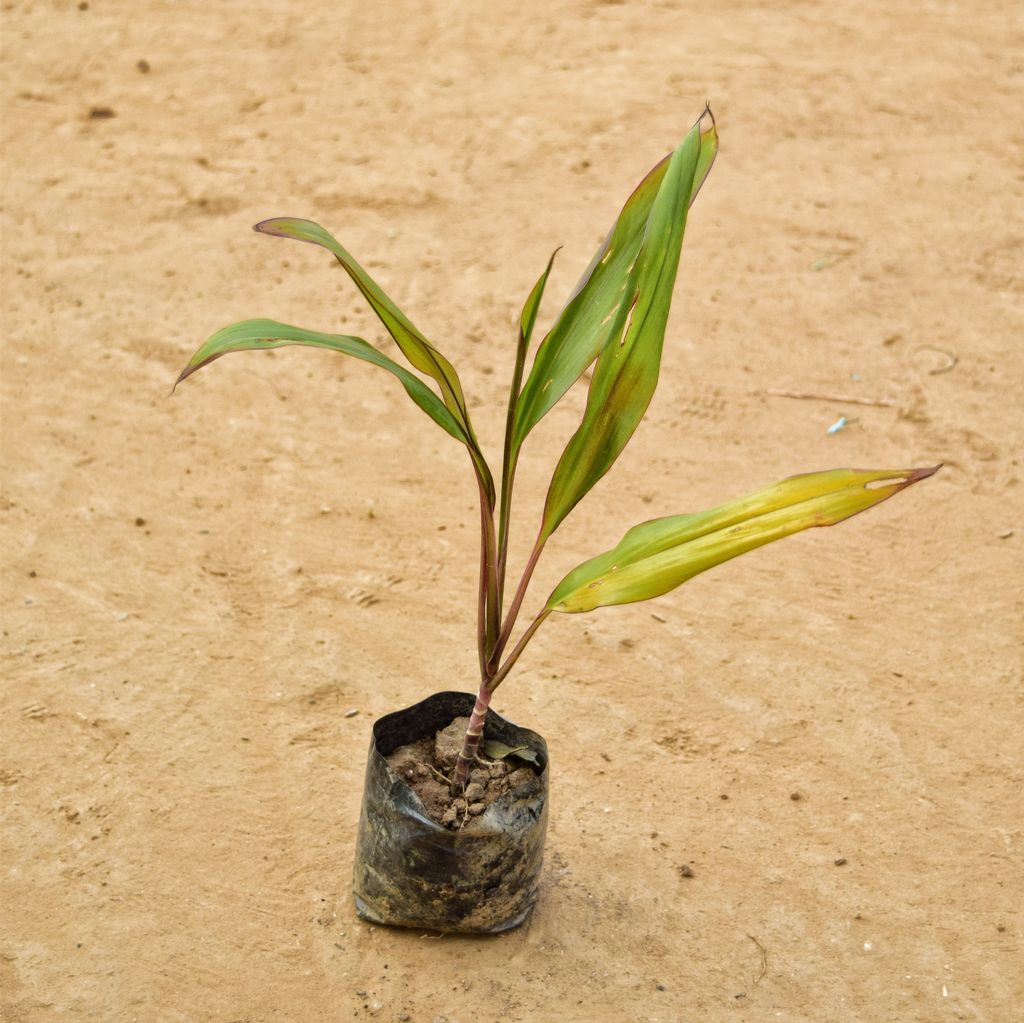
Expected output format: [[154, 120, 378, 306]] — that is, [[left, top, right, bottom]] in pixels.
[[176, 108, 937, 790]]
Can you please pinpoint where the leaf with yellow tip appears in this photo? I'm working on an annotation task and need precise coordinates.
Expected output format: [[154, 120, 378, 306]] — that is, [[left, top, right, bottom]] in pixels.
[[546, 466, 940, 613]]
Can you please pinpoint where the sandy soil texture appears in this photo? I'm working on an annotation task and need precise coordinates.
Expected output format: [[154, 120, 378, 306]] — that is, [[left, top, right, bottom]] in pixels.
[[2, 1, 1022, 1020]]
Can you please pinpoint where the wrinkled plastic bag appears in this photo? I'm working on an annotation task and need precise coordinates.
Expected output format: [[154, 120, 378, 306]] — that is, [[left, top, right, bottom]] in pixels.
[[353, 691, 549, 933]]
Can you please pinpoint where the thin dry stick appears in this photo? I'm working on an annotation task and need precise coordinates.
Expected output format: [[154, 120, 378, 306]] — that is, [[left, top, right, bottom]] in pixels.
[[424, 763, 453, 787], [914, 344, 958, 375], [747, 933, 768, 984], [761, 388, 896, 408]]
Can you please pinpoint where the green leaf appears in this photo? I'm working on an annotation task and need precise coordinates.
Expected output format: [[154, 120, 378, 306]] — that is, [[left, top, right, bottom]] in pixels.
[[498, 250, 560, 568], [519, 249, 558, 352], [512, 108, 717, 458], [546, 466, 941, 613], [253, 217, 493, 502], [481, 739, 540, 766], [174, 318, 468, 442], [539, 113, 711, 540]]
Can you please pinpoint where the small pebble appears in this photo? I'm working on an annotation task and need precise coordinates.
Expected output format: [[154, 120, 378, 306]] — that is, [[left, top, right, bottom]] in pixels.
[[136, 59, 150, 73], [344, 708, 359, 718], [834, 857, 847, 866], [998, 529, 1014, 539], [790, 791, 803, 801], [656, 983, 667, 991], [678, 864, 695, 878]]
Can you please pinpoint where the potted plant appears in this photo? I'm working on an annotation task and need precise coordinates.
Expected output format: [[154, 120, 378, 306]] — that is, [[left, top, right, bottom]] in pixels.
[[175, 108, 938, 933]]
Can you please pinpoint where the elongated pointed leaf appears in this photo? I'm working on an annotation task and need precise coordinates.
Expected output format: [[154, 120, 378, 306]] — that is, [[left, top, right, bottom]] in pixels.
[[497, 250, 560, 581], [520, 249, 558, 352], [512, 108, 717, 457], [546, 466, 940, 613], [253, 217, 493, 501], [502, 249, 558, 506], [174, 318, 467, 442], [539, 115, 709, 540]]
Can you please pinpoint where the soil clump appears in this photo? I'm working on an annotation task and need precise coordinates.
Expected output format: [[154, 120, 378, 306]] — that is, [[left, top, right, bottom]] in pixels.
[[385, 715, 541, 830]]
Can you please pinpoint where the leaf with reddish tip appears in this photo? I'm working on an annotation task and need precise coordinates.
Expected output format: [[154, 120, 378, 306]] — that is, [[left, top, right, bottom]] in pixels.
[[512, 107, 718, 458], [546, 465, 940, 613], [253, 217, 493, 501], [539, 111, 713, 540], [174, 318, 467, 442]]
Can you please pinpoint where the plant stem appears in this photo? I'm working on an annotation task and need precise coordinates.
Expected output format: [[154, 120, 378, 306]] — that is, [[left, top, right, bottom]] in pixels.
[[452, 609, 550, 791], [452, 685, 492, 790], [475, 512, 488, 678], [495, 448, 519, 613], [474, 470, 499, 671], [497, 250, 555, 612], [496, 334, 528, 609], [485, 609, 550, 695], [490, 532, 545, 671]]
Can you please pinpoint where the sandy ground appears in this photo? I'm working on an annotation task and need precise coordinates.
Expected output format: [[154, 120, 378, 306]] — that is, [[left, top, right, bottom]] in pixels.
[[2, 1, 1022, 1020]]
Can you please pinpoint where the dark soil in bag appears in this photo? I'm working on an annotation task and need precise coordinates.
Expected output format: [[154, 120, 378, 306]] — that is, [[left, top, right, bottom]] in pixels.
[[386, 714, 542, 829], [352, 691, 549, 933]]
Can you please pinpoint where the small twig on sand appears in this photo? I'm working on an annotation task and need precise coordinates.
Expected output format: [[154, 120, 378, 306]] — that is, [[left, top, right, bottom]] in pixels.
[[914, 345, 958, 375], [747, 933, 768, 984], [760, 388, 896, 408]]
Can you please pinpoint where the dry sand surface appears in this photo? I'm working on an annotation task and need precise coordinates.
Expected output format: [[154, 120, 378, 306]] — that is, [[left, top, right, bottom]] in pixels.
[[2, 1, 1022, 1020]]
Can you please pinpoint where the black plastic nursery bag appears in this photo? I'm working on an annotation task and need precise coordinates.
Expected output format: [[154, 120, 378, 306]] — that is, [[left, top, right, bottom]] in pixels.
[[352, 691, 549, 933]]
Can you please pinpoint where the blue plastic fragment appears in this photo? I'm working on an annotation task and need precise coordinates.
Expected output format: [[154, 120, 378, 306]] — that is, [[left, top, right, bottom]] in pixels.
[[827, 415, 847, 435]]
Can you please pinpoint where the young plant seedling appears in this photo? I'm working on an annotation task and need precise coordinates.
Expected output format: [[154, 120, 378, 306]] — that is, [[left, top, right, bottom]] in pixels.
[[176, 108, 938, 796]]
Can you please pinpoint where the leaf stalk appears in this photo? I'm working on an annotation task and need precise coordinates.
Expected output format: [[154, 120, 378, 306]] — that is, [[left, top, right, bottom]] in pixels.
[[490, 532, 545, 672], [474, 469, 500, 672]]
